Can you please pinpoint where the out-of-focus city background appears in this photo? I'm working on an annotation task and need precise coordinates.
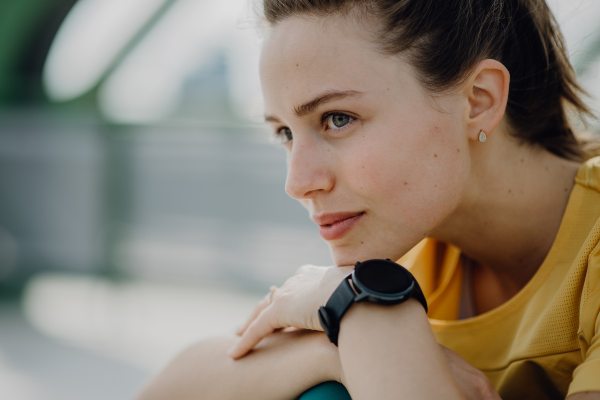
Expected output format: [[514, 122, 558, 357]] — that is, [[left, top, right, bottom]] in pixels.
[[1, 0, 600, 399]]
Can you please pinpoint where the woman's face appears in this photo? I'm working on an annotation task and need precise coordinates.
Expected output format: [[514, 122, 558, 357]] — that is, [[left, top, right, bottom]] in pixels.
[[260, 15, 472, 266]]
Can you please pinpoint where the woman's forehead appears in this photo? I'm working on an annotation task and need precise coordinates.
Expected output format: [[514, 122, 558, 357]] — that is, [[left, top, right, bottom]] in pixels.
[[260, 17, 371, 81], [259, 16, 412, 116]]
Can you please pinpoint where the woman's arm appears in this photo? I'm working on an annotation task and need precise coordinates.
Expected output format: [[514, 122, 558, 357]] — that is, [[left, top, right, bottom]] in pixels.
[[229, 266, 500, 400], [135, 330, 341, 400], [339, 300, 467, 400]]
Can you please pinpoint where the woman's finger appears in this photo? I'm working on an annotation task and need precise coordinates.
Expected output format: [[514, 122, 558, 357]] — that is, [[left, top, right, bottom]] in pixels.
[[235, 298, 268, 336], [236, 286, 277, 336], [227, 308, 281, 359]]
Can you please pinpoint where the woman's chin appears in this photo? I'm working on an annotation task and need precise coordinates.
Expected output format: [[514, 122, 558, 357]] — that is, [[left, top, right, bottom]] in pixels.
[[329, 237, 413, 266], [330, 246, 382, 267]]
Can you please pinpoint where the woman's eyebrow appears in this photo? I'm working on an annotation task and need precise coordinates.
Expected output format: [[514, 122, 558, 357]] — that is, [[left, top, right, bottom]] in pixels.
[[264, 90, 364, 123], [265, 115, 281, 123], [293, 90, 364, 117]]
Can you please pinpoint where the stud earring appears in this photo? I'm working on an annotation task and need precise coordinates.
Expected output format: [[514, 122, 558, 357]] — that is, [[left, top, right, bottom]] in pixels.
[[478, 130, 487, 143]]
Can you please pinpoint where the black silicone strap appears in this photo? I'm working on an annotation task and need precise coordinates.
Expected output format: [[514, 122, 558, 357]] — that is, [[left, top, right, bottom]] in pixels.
[[318, 275, 356, 346], [411, 279, 428, 314]]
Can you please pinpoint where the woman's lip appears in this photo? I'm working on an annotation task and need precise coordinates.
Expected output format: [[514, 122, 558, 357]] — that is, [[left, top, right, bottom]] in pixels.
[[317, 212, 365, 241], [312, 211, 365, 226]]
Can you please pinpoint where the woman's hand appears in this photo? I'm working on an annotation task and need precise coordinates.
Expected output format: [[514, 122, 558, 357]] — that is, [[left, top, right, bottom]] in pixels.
[[227, 264, 353, 359], [439, 344, 502, 400]]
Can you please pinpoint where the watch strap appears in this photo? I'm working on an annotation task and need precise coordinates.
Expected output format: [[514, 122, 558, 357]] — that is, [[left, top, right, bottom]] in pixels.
[[318, 275, 356, 346], [411, 278, 428, 314]]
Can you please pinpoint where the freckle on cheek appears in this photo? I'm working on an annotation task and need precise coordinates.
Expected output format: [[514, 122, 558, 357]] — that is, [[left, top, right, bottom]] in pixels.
[[434, 154, 437, 158], [457, 149, 460, 153], [404, 182, 407, 185]]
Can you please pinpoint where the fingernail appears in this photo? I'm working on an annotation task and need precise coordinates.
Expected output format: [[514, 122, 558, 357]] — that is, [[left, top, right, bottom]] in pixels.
[[226, 347, 236, 358]]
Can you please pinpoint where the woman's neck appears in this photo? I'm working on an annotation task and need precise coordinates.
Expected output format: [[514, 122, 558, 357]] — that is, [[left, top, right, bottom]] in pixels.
[[431, 128, 581, 312]]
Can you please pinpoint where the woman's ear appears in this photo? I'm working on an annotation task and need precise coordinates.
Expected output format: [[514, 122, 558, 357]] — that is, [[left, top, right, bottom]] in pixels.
[[463, 59, 510, 141]]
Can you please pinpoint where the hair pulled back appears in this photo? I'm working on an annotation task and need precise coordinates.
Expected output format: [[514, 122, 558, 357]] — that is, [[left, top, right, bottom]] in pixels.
[[262, 0, 594, 160]]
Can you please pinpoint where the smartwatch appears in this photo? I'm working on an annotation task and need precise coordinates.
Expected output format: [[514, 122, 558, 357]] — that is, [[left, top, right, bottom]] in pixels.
[[318, 259, 428, 346]]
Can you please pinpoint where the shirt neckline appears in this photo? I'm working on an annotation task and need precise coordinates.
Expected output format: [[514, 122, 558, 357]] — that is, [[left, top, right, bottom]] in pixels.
[[429, 173, 582, 329]]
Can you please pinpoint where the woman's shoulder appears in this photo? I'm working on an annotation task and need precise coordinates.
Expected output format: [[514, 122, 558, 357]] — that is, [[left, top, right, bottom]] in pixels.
[[576, 155, 600, 193]]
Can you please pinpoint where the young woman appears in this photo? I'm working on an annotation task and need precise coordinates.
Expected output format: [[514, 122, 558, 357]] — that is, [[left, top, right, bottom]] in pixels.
[[136, 0, 600, 399]]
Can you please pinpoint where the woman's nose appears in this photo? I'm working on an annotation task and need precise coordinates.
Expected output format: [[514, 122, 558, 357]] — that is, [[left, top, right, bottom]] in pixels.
[[284, 138, 334, 200]]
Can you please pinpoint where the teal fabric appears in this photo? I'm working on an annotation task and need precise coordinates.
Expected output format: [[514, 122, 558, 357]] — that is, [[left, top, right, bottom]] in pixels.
[[299, 381, 351, 400]]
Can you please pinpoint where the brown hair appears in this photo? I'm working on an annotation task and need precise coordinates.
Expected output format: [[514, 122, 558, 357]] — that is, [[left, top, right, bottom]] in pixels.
[[262, 0, 596, 160]]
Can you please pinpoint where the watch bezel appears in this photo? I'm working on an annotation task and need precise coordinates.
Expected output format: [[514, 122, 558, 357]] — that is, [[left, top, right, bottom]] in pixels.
[[351, 260, 416, 304]]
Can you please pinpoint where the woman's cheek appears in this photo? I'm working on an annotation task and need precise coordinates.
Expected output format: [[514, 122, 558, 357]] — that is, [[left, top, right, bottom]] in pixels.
[[406, 151, 469, 230], [346, 150, 391, 194], [365, 143, 465, 232]]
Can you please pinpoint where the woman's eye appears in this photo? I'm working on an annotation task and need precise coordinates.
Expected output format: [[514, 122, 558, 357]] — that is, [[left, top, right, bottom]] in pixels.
[[326, 113, 352, 129], [276, 127, 293, 143]]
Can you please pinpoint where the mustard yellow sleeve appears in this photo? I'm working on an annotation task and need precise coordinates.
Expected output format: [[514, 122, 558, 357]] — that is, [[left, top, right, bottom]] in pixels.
[[568, 241, 600, 396]]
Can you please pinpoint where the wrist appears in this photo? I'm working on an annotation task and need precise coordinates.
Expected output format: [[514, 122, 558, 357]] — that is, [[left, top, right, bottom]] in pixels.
[[340, 298, 426, 337], [319, 260, 427, 347]]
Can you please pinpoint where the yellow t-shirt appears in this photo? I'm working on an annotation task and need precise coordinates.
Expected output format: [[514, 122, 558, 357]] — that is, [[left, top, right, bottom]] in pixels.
[[399, 156, 600, 399]]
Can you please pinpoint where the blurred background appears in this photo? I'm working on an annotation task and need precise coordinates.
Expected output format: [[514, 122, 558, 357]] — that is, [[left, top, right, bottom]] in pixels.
[[1, 0, 600, 399]]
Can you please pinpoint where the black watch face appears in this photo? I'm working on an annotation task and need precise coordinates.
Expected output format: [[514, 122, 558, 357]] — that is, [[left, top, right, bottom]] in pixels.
[[354, 259, 412, 294]]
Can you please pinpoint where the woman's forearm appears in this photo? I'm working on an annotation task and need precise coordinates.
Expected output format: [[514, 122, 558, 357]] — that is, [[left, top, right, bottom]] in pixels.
[[338, 299, 465, 400], [135, 330, 341, 400]]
